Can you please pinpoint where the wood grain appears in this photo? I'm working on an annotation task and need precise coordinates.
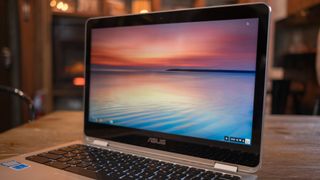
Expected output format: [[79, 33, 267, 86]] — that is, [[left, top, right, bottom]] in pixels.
[[257, 115, 320, 179], [0, 111, 319, 179], [0, 111, 83, 159]]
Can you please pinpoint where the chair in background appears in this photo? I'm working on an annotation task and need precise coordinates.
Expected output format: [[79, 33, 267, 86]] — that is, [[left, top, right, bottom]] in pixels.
[[0, 85, 35, 122]]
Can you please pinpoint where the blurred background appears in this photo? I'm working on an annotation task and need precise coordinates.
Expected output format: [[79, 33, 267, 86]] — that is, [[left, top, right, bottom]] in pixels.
[[0, 0, 320, 132]]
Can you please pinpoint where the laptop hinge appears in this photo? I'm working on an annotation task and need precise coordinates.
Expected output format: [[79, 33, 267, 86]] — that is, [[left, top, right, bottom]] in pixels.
[[214, 163, 238, 173], [92, 139, 109, 147]]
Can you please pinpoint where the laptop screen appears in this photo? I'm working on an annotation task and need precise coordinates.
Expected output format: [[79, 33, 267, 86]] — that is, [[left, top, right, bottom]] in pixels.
[[89, 18, 258, 146]]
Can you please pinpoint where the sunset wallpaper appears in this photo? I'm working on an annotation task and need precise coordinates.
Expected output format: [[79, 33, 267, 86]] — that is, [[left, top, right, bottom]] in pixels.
[[89, 18, 259, 145]]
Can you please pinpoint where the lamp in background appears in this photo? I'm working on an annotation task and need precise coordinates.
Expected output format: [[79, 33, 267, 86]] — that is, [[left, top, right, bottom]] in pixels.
[[73, 77, 85, 86]]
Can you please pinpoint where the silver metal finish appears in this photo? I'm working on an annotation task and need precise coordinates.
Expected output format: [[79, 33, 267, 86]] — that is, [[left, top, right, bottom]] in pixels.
[[84, 136, 257, 179], [0, 139, 257, 180]]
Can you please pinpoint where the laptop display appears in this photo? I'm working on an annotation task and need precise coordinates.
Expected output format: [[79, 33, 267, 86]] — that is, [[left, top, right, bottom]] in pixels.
[[88, 18, 259, 146], [84, 4, 269, 169]]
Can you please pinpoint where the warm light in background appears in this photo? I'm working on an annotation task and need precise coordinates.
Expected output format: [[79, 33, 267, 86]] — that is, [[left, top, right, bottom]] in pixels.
[[62, 3, 69, 11], [57, 2, 64, 9], [132, 0, 151, 14], [139, 9, 149, 13], [51, 0, 70, 12], [73, 77, 85, 86], [50, 0, 57, 7]]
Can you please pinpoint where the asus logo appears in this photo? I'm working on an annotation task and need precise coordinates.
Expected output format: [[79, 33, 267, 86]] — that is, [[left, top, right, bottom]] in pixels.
[[147, 137, 166, 145]]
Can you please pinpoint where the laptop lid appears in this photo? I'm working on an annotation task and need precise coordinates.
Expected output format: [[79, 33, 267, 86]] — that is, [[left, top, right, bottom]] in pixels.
[[84, 3, 270, 171]]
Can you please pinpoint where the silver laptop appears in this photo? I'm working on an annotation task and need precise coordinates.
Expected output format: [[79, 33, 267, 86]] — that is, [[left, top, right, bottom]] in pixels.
[[0, 3, 270, 180]]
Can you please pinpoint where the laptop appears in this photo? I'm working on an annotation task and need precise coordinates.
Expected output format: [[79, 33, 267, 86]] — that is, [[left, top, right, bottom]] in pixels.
[[0, 3, 270, 180]]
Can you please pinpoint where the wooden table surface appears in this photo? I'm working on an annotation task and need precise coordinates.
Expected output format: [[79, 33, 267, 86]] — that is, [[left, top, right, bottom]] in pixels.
[[0, 111, 319, 179]]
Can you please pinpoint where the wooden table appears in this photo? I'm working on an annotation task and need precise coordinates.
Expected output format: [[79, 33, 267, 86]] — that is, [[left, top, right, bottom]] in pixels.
[[0, 111, 319, 179]]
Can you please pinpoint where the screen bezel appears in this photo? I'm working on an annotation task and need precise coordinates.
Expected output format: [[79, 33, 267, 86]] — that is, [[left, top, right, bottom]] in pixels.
[[84, 3, 270, 168]]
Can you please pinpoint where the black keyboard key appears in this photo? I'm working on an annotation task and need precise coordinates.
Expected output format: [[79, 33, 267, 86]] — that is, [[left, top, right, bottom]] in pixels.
[[48, 150, 67, 155], [76, 162, 91, 168], [139, 173, 154, 179], [140, 171, 154, 177], [157, 169, 170, 175], [80, 152, 89, 156], [189, 177, 202, 180], [202, 171, 217, 179], [170, 172, 185, 179], [57, 157, 71, 162], [96, 171, 121, 180], [113, 171, 127, 177], [221, 173, 234, 179], [65, 166, 97, 179], [153, 174, 168, 179], [231, 176, 241, 180], [66, 160, 82, 165], [26, 155, 51, 164], [73, 155, 85, 160], [83, 157, 94, 162], [64, 153, 76, 158], [39, 153, 62, 160], [183, 174, 195, 180], [216, 177, 232, 180], [125, 174, 138, 179], [86, 165, 104, 171], [46, 161, 70, 169], [58, 147, 74, 152], [71, 150, 82, 154], [127, 169, 142, 175]]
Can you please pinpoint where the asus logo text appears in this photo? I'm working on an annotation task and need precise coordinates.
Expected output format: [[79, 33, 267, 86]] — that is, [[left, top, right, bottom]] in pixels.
[[147, 137, 166, 145]]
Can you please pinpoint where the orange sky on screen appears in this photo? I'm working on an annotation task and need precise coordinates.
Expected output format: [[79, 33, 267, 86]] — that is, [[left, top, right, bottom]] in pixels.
[[91, 19, 258, 71]]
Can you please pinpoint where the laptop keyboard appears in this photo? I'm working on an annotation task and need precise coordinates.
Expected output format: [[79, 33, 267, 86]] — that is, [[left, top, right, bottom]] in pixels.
[[26, 144, 241, 180]]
